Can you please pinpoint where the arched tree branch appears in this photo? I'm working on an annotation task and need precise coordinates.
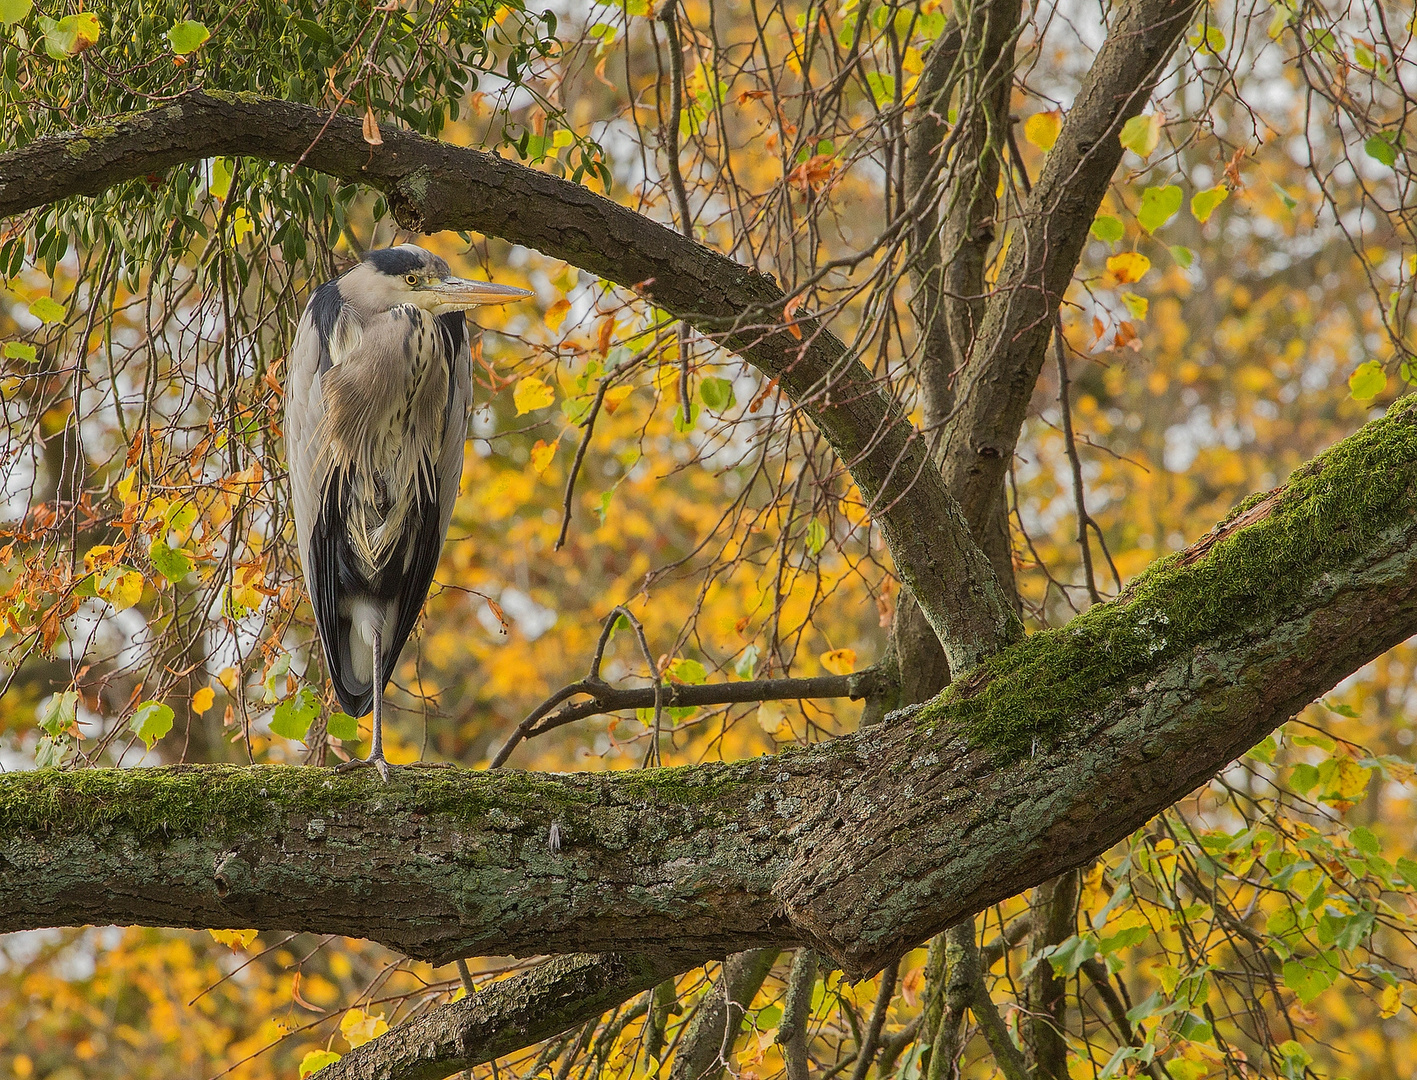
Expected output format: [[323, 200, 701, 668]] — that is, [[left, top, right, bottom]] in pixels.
[[0, 88, 1016, 674]]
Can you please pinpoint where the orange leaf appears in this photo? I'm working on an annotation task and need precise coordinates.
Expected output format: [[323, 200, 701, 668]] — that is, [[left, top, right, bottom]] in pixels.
[[783, 295, 805, 341]]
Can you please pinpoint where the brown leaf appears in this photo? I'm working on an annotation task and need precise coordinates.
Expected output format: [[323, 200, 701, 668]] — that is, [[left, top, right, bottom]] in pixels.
[[362, 107, 383, 147]]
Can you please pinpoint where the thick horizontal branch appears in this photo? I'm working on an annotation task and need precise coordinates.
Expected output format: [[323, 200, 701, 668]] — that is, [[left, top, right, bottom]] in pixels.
[[0, 90, 1016, 673], [4, 399, 1416, 976]]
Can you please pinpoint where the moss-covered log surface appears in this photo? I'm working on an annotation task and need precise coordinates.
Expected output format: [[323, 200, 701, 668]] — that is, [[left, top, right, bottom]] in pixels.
[[3, 399, 1416, 975]]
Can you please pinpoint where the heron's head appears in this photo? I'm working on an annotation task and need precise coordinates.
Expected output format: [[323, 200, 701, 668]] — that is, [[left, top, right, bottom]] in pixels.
[[341, 244, 533, 315]]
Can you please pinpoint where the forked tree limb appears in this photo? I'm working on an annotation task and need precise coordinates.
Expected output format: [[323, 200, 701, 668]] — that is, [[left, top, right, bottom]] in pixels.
[[941, 0, 1202, 526]]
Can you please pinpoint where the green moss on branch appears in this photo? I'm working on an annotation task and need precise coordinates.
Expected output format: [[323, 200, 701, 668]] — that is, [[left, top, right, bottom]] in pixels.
[[925, 396, 1417, 759]]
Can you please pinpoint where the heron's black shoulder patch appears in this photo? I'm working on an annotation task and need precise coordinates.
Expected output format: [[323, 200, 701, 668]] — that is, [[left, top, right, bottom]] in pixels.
[[308, 280, 344, 375], [436, 311, 466, 357]]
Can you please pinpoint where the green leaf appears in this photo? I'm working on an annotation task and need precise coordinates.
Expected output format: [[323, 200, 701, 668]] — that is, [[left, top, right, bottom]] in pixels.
[[1047, 934, 1098, 977], [293, 17, 333, 45], [38, 11, 100, 59], [1190, 184, 1228, 223], [28, 296, 65, 324], [734, 644, 759, 680], [0, 0, 32, 28], [1271, 181, 1298, 211], [1365, 132, 1400, 168], [149, 538, 193, 583], [3, 341, 37, 362], [1177, 1012, 1213, 1043], [672, 404, 701, 433], [1119, 113, 1161, 158], [1396, 856, 1417, 885], [1247, 733, 1276, 763], [1137, 185, 1183, 234], [131, 700, 175, 750], [270, 687, 321, 741], [1090, 215, 1124, 243], [36, 735, 70, 769], [326, 712, 359, 741], [1348, 360, 1387, 401], [1290, 762, 1320, 794], [865, 71, 895, 107], [167, 19, 210, 55], [1098, 925, 1149, 954], [805, 518, 827, 557], [1283, 957, 1336, 1004], [699, 377, 736, 413], [38, 690, 78, 737], [1168, 245, 1194, 268], [667, 658, 708, 685], [1350, 826, 1381, 855]]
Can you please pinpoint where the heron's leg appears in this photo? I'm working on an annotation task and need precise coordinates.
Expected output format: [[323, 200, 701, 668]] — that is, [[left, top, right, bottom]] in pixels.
[[367, 625, 390, 781]]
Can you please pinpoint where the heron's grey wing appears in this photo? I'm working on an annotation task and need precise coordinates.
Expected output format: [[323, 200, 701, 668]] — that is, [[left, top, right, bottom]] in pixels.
[[285, 283, 365, 710], [374, 312, 472, 682]]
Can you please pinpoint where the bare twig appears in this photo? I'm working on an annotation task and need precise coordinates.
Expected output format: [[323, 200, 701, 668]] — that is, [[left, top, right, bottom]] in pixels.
[[1054, 312, 1102, 605]]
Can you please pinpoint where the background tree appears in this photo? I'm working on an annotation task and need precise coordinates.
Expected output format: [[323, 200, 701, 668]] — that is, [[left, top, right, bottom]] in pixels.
[[0, 1, 1416, 1080]]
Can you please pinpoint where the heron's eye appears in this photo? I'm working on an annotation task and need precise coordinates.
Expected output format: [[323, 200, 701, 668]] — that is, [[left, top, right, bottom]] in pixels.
[[405, 274, 419, 286]]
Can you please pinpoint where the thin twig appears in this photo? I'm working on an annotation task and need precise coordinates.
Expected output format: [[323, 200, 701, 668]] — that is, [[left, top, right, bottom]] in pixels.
[[1054, 311, 1102, 605]]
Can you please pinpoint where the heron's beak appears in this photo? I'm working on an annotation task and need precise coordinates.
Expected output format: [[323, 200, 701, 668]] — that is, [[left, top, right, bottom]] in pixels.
[[428, 277, 535, 312]]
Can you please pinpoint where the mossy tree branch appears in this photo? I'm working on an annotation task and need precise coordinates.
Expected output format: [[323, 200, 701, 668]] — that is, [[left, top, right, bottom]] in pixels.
[[4, 400, 1417, 979], [0, 89, 1017, 675]]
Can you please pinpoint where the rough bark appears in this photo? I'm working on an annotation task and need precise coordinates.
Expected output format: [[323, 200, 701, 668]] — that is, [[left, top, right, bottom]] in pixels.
[[0, 90, 1018, 674], [4, 400, 1417, 979], [321, 952, 689, 1080]]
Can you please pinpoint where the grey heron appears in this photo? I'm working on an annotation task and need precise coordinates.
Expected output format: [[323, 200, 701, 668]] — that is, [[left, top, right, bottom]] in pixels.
[[285, 244, 532, 778]]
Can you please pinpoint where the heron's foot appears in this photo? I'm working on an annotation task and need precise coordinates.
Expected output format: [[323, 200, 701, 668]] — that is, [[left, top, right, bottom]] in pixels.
[[334, 753, 392, 781]]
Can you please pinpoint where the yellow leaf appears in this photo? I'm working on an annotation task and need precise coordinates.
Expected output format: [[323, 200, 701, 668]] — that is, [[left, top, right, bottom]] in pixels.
[[209, 157, 233, 200], [513, 375, 556, 415], [340, 1008, 389, 1048], [1106, 251, 1151, 284], [192, 686, 216, 715], [299, 1049, 342, 1078], [1024, 111, 1062, 152], [529, 439, 557, 475], [218, 666, 240, 693], [553, 129, 574, 148], [1381, 982, 1403, 1019], [101, 569, 144, 611], [757, 700, 788, 735], [1119, 113, 1162, 158], [1121, 291, 1149, 320], [208, 928, 258, 949], [603, 385, 634, 413], [230, 206, 255, 244], [820, 648, 857, 675], [544, 298, 571, 332]]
